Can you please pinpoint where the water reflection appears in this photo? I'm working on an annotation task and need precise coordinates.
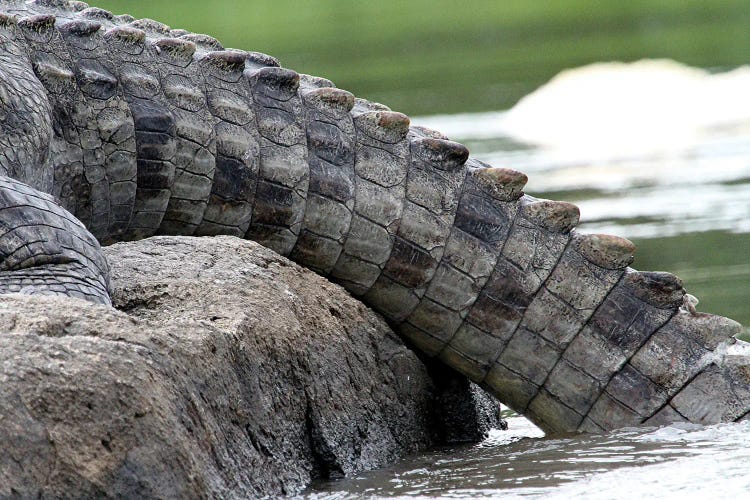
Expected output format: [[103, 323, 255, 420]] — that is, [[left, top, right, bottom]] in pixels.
[[415, 60, 750, 327], [502, 60, 750, 156], [415, 62, 750, 241], [305, 418, 750, 498]]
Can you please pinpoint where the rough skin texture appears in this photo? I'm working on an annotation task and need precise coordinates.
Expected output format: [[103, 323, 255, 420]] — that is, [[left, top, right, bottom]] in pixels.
[[0, 0, 748, 434]]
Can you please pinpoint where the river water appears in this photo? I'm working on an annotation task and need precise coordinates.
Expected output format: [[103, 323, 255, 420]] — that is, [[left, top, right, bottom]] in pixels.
[[303, 60, 750, 498], [306, 417, 750, 498]]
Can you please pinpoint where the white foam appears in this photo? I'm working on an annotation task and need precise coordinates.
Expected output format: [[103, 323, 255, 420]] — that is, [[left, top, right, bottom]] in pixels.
[[502, 59, 750, 158], [412, 60, 750, 240]]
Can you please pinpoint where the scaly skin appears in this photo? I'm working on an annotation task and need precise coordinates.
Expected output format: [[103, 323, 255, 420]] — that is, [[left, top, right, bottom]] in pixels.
[[0, 0, 748, 434]]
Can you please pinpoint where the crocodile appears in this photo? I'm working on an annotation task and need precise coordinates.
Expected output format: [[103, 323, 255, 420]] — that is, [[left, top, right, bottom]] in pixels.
[[1, 0, 749, 435]]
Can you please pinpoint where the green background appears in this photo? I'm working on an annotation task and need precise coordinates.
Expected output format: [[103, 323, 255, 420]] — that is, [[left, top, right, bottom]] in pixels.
[[95, 0, 750, 115]]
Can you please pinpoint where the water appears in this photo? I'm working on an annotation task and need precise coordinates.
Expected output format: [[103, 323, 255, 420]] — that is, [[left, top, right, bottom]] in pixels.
[[305, 417, 750, 498]]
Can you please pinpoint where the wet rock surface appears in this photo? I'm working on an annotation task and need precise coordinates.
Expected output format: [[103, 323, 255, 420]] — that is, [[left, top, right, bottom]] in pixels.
[[0, 235, 500, 498], [427, 362, 506, 444]]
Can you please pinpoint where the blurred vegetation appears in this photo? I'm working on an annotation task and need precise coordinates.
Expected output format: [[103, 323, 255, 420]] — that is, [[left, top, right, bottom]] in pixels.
[[95, 0, 750, 116]]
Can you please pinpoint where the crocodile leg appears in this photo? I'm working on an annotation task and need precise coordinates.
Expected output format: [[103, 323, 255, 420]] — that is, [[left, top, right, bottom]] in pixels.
[[0, 10, 110, 304], [0, 0, 748, 434], [0, 175, 110, 304], [0, 12, 55, 193]]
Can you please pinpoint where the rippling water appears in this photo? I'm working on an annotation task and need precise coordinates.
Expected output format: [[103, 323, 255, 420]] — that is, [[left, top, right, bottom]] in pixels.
[[305, 417, 750, 498], [304, 60, 750, 498]]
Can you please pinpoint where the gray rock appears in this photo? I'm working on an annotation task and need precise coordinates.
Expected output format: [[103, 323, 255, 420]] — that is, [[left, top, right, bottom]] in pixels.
[[0, 235, 498, 498], [427, 361, 506, 444]]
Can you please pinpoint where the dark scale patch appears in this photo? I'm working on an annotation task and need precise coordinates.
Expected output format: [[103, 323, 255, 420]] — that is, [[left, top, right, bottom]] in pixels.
[[457, 207, 572, 375], [468, 288, 524, 333], [305, 116, 355, 206], [196, 121, 256, 227], [289, 230, 342, 273], [245, 63, 309, 256], [135, 131, 175, 162], [74, 59, 117, 100], [252, 181, 297, 227], [127, 101, 176, 231], [54, 161, 91, 221], [604, 363, 668, 417], [135, 158, 175, 191], [383, 237, 437, 289], [369, 131, 468, 321], [289, 88, 356, 275], [197, 52, 262, 236], [589, 285, 673, 354], [49, 99, 78, 144], [129, 99, 175, 134], [211, 155, 256, 202], [483, 261, 536, 311], [308, 161, 355, 203], [454, 192, 511, 247], [243, 222, 280, 242], [307, 120, 353, 167]]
